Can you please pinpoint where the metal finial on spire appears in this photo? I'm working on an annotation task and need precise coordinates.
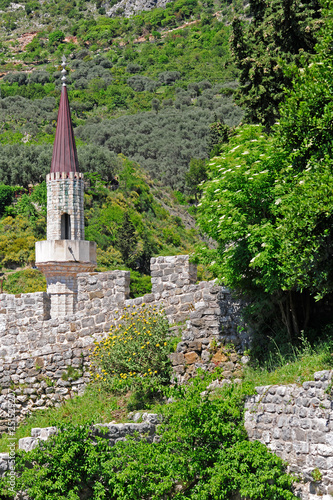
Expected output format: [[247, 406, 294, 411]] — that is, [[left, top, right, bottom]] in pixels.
[[61, 55, 67, 86]]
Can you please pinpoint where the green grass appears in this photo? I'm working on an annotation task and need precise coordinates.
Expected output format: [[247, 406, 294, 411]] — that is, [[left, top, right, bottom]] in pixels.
[[0, 385, 127, 453], [244, 338, 333, 387]]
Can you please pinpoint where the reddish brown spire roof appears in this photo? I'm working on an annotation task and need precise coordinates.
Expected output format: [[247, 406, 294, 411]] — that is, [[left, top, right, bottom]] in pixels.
[[50, 85, 79, 174]]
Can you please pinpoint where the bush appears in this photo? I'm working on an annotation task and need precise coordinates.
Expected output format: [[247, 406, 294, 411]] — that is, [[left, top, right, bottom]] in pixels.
[[0, 184, 14, 217], [3, 72, 28, 86], [48, 29, 65, 47], [127, 75, 158, 92], [158, 70, 181, 85], [91, 304, 172, 389], [3, 268, 46, 294], [126, 63, 142, 73], [29, 71, 50, 84]]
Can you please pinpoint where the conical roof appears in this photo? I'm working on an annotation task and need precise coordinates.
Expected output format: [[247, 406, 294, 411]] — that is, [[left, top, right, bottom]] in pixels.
[[50, 85, 79, 174]]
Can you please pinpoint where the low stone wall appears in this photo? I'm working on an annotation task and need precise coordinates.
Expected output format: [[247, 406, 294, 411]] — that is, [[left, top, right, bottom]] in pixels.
[[0, 255, 246, 431], [0, 413, 160, 477], [245, 370, 333, 499]]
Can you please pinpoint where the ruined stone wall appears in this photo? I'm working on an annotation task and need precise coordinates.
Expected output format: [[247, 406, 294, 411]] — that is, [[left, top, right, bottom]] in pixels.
[[245, 370, 333, 499], [0, 256, 245, 431], [0, 413, 160, 478]]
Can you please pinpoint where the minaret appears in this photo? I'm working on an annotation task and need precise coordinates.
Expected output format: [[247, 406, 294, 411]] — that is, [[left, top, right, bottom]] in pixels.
[[35, 57, 97, 319]]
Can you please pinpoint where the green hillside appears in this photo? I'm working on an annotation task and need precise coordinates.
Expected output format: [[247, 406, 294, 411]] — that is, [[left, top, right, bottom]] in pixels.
[[0, 0, 245, 191]]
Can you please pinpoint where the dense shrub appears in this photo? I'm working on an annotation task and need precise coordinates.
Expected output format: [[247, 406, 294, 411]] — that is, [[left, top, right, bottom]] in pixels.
[[0, 184, 14, 217], [158, 70, 181, 85], [0, 95, 56, 138], [127, 75, 158, 92], [3, 72, 28, 86], [0, 143, 121, 187], [29, 71, 50, 84], [2, 268, 46, 294], [0, 216, 36, 268], [126, 63, 143, 73], [0, 375, 296, 499], [91, 304, 172, 389]]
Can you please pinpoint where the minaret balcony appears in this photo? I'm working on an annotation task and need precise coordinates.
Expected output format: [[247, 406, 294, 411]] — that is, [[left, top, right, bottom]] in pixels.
[[35, 240, 96, 266]]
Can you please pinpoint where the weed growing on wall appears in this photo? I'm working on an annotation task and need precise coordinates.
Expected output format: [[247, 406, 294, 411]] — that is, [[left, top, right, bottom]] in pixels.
[[90, 304, 172, 407]]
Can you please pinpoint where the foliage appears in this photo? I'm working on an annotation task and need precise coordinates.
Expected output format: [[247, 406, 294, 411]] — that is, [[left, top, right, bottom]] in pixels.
[[0, 375, 296, 499], [195, 119, 333, 341], [116, 211, 140, 267], [91, 304, 172, 389], [2, 268, 46, 294], [207, 119, 231, 157], [76, 93, 243, 190], [128, 270, 152, 298], [0, 216, 36, 268], [196, 4, 333, 345], [48, 30, 65, 47], [185, 158, 208, 202], [231, 0, 322, 128], [8, 182, 47, 238], [0, 142, 121, 187], [0, 184, 14, 217], [311, 468, 322, 482]]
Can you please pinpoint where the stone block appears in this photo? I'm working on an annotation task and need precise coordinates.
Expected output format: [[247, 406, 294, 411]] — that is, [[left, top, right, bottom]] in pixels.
[[184, 352, 200, 365], [188, 341, 202, 352], [169, 353, 185, 366], [211, 352, 228, 364]]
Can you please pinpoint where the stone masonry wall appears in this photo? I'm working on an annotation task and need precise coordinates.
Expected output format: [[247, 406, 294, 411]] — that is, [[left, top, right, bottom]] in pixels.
[[0, 256, 245, 432], [245, 370, 333, 499], [46, 172, 85, 241]]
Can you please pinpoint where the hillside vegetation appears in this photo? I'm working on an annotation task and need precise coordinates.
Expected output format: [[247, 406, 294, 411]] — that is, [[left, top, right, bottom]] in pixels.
[[0, 0, 245, 191]]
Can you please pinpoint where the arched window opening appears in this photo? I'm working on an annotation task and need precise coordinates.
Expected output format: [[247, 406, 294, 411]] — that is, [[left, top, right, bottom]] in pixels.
[[61, 213, 71, 240]]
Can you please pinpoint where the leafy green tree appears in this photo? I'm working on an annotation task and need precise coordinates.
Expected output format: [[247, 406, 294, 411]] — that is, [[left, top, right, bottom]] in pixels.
[[231, 0, 322, 128], [197, 5, 333, 345], [185, 158, 207, 202], [48, 30, 65, 47], [116, 211, 139, 268], [0, 184, 14, 217], [151, 97, 160, 114], [199, 17, 331, 337], [207, 119, 230, 157]]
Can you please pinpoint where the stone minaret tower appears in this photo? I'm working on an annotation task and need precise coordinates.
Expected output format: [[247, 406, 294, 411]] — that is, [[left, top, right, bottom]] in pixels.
[[35, 57, 96, 319]]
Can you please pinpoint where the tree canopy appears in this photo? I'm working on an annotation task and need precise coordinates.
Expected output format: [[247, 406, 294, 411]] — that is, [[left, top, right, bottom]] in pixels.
[[231, 0, 322, 128], [197, 4, 333, 343]]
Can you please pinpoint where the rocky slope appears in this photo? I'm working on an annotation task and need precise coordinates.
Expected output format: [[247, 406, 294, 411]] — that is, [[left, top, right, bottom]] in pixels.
[[103, 0, 172, 17]]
